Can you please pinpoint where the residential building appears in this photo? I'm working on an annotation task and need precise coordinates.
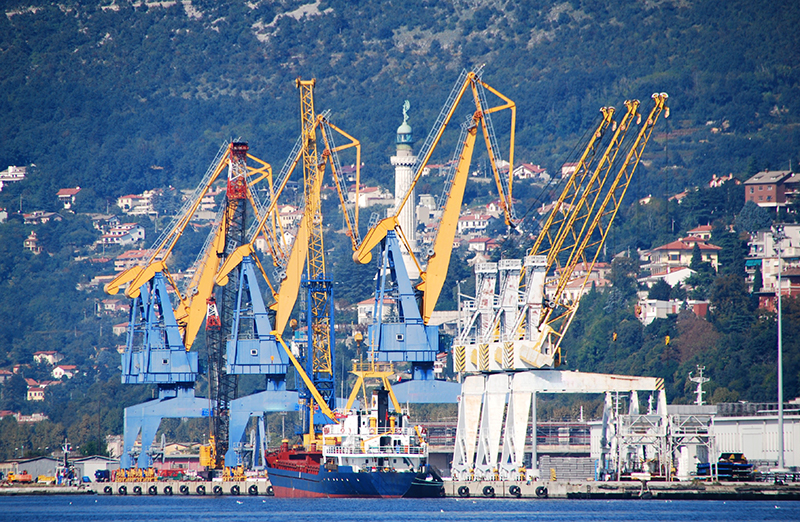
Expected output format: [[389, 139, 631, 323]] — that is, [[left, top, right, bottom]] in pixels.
[[556, 261, 612, 282], [0, 369, 12, 383], [550, 277, 610, 304], [513, 163, 550, 183], [100, 223, 144, 246], [636, 299, 709, 325], [277, 204, 303, 228], [99, 299, 129, 314], [708, 173, 738, 188], [561, 162, 579, 177], [0, 165, 26, 191], [88, 214, 121, 233], [638, 266, 696, 288], [356, 297, 396, 325], [23, 231, 42, 254], [16, 413, 49, 423], [27, 386, 45, 401], [745, 225, 800, 293], [456, 212, 490, 235], [52, 365, 77, 379], [33, 351, 63, 365], [467, 237, 499, 253], [114, 249, 151, 272], [117, 189, 159, 215], [23, 211, 61, 225], [112, 323, 128, 336], [646, 236, 721, 273], [685, 224, 712, 241], [349, 186, 393, 208], [744, 170, 792, 208], [56, 187, 81, 209]]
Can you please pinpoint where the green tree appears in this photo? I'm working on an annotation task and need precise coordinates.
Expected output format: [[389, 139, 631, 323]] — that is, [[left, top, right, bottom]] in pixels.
[[647, 279, 672, 301], [752, 265, 763, 292], [709, 274, 752, 333], [735, 201, 773, 233], [608, 256, 639, 298]]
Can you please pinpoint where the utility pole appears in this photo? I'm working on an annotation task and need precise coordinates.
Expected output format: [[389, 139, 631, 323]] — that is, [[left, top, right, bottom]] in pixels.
[[772, 225, 786, 471]]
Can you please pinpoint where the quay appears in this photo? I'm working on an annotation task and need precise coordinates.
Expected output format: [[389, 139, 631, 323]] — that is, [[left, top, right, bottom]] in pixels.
[[89, 478, 272, 496], [444, 480, 800, 500]]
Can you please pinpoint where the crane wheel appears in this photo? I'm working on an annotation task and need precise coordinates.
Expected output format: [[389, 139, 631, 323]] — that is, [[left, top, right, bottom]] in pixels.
[[483, 485, 495, 497], [248, 485, 258, 496], [103, 486, 112, 495], [148, 485, 158, 495], [133, 485, 142, 495], [164, 486, 173, 496], [509, 485, 521, 498], [213, 485, 223, 496], [196, 485, 206, 495], [535, 486, 548, 498], [118, 485, 127, 495], [230, 485, 240, 496], [267, 485, 274, 496], [180, 485, 189, 495], [457, 485, 470, 498]]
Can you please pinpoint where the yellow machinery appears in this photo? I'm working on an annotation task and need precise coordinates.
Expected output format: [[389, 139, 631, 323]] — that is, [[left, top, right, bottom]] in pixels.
[[453, 93, 670, 373], [342, 68, 520, 403], [104, 143, 279, 351], [353, 68, 516, 324], [214, 79, 362, 447]]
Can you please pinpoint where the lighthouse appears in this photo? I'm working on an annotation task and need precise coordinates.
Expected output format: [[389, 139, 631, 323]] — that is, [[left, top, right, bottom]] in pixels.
[[391, 100, 419, 278]]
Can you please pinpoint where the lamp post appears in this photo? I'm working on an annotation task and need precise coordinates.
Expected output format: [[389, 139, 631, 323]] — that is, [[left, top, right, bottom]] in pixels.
[[772, 225, 786, 471]]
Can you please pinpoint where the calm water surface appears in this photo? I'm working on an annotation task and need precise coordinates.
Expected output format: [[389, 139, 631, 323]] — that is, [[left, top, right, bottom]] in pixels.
[[2, 495, 798, 522]]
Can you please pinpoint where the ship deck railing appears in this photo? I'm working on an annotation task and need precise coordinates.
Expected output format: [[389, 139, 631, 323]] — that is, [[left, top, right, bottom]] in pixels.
[[323, 445, 426, 457]]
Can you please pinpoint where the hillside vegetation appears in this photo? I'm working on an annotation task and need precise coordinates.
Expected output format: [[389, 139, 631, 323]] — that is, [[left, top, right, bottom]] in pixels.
[[0, 0, 799, 457]]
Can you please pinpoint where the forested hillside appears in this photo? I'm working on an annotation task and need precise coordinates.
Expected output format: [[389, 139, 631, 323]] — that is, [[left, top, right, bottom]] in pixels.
[[1, 0, 798, 210], [1, 0, 799, 457]]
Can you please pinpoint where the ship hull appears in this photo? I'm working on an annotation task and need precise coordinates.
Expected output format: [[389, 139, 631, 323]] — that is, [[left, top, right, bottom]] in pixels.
[[267, 465, 441, 498]]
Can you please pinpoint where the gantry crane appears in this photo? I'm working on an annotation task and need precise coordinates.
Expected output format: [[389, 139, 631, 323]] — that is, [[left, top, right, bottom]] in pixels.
[[104, 142, 283, 469], [450, 93, 669, 482], [214, 78, 362, 450], [455, 93, 670, 374], [350, 67, 516, 403]]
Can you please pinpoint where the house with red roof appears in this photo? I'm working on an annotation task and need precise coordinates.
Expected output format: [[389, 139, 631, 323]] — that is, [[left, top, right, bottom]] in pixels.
[[513, 163, 550, 183], [114, 249, 151, 272], [56, 187, 81, 209], [686, 224, 713, 241], [52, 365, 77, 379], [647, 236, 721, 274], [467, 237, 500, 253], [356, 297, 396, 325]]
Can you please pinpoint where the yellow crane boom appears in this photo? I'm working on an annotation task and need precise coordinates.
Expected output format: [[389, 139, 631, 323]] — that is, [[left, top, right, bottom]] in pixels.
[[353, 69, 517, 325]]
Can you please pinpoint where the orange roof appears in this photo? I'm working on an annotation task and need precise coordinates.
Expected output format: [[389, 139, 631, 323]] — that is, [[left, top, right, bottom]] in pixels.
[[116, 249, 151, 260], [57, 187, 81, 197], [653, 240, 721, 252], [687, 224, 712, 233]]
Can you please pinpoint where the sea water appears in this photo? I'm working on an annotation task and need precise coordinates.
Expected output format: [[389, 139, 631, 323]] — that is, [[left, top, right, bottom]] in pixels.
[[1, 495, 798, 522]]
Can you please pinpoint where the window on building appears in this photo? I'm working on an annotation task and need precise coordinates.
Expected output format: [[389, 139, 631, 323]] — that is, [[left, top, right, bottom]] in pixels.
[[750, 187, 754, 194], [669, 254, 679, 261], [759, 186, 763, 191], [767, 195, 772, 201]]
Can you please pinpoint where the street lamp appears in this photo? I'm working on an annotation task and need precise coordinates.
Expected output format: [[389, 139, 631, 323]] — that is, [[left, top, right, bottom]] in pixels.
[[772, 225, 786, 471]]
